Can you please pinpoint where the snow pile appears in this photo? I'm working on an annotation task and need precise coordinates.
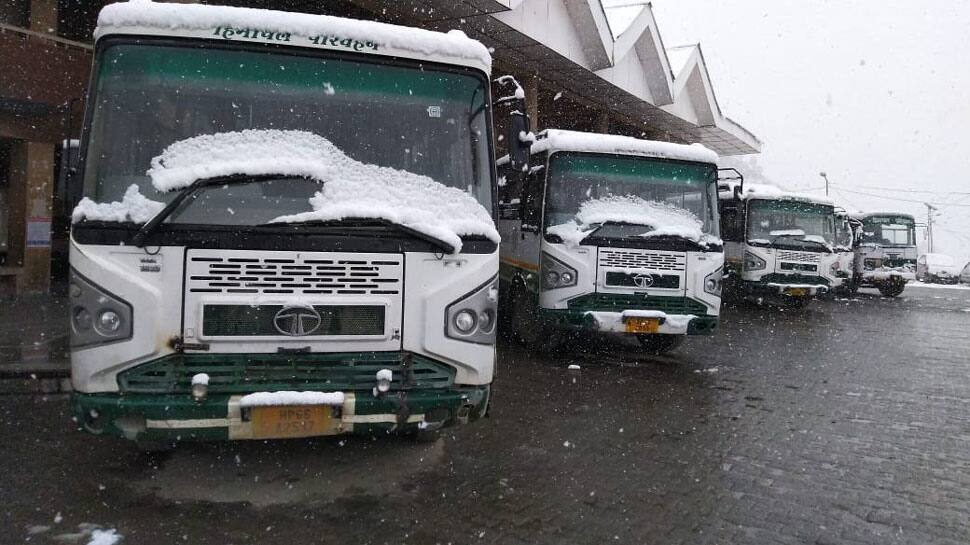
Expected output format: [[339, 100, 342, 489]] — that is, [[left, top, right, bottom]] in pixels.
[[531, 129, 718, 164], [72, 184, 164, 224], [238, 391, 345, 408], [96, 1, 491, 71], [87, 528, 123, 545], [375, 369, 393, 382], [191, 373, 209, 386], [147, 130, 498, 252], [547, 195, 719, 247]]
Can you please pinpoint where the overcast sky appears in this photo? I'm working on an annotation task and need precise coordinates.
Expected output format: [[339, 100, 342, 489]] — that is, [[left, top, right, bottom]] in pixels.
[[606, 1, 970, 263]]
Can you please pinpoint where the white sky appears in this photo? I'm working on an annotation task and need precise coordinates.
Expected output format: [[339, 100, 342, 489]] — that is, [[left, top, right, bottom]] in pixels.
[[605, 1, 970, 264]]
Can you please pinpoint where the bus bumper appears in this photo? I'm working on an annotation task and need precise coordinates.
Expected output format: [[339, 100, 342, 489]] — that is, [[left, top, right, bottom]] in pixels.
[[540, 309, 718, 336], [71, 386, 490, 442]]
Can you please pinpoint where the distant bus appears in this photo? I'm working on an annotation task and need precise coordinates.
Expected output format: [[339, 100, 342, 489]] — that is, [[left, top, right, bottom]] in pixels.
[[847, 212, 917, 297]]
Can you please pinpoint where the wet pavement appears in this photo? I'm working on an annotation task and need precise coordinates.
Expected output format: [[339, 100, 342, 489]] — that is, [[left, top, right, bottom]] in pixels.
[[2, 285, 970, 545]]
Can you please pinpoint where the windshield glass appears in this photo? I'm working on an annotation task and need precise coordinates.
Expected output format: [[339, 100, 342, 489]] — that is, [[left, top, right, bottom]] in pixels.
[[81, 42, 492, 224], [747, 199, 835, 248], [860, 215, 916, 246], [544, 152, 719, 238]]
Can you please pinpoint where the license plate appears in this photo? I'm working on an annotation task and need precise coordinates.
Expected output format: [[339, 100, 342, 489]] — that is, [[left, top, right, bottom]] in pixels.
[[250, 405, 334, 439], [625, 317, 660, 333], [785, 288, 808, 296]]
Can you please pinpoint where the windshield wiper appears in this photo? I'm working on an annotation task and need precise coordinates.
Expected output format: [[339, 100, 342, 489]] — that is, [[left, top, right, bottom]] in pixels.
[[768, 234, 832, 252], [132, 174, 281, 247], [264, 217, 456, 254]]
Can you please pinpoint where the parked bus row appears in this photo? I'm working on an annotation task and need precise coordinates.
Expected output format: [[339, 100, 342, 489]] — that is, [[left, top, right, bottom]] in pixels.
[[64, 2, 918, 448]]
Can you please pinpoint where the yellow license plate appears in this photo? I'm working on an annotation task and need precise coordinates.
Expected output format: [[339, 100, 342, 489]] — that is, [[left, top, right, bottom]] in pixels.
[[625, 317, 660, 333], [785, 288, 808, 296], [250, 405, 334, 439]]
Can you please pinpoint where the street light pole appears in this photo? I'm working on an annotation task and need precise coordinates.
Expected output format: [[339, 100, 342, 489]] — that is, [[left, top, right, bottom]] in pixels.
[[925, 203, 937, 253], [818, 172, 829, 197]]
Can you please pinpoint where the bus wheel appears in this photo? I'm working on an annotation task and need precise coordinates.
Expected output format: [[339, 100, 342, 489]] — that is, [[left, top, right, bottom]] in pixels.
[[878, 280, 905, 297], [636, 334, 684, 354]]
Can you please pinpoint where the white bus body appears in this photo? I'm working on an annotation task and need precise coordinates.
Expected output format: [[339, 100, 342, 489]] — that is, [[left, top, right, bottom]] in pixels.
[[848, 212, 917, 297], [718, 182, 841, 306], [498, 130, 724, 354], [69, 2, 501, 443]]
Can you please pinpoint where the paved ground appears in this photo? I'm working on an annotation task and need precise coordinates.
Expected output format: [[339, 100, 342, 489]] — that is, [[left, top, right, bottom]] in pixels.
[[3, 285, 970, 545]]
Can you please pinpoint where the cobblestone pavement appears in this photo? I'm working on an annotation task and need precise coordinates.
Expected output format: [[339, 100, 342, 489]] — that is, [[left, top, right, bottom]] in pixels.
[[2, 285, 969, 545]]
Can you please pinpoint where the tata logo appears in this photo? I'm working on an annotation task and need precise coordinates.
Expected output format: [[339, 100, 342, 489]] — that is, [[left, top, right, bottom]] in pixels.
[[632, 274, 655, 289], [273, 305, 322, 336]]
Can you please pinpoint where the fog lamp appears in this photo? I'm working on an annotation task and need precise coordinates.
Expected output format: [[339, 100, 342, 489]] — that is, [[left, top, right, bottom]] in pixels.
[[478, 309, 495, 333], [97, 310, 122, 334], [191, 373, 209, 402], [73, 308, 92, 331], [454, 310, 477, 333]]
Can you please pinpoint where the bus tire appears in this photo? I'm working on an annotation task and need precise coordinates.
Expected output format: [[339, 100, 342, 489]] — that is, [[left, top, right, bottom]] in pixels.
[[636, 334, 684, 355], [878, 281, 905, 297]]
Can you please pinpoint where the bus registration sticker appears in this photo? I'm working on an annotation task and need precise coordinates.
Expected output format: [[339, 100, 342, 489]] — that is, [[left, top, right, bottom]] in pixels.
[[625, 318, 660, 334], [250, 406, 334, 439]]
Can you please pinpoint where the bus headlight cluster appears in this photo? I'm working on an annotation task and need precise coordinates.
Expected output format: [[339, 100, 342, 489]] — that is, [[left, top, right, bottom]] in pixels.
[[540, 253, 578, 290], [445, 276, 499, 344], [704, 267, 723, 296], [70, 269, 133, 348], [743, 251, 766, 272]]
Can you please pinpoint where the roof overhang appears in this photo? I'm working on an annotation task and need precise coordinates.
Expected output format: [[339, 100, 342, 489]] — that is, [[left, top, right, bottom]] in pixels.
[[348, 0, 761, 156]]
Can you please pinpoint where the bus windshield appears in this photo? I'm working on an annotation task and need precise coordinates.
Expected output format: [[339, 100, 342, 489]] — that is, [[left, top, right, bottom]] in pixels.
[[747, 199, 836, 250], [860, 215, 916, 246], [544, 153, 719, 239], [81, 42, 492, 225]]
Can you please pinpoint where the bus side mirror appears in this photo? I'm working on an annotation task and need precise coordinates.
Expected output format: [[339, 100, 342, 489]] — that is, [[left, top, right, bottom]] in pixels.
[[57, 138, 83, 215], [494, 75, 532, 173]]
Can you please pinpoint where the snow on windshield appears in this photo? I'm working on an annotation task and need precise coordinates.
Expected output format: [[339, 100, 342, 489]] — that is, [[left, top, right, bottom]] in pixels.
[[72, 184, 163, 224], [144, 130, 498, 252], [547, 195, 719, 247]]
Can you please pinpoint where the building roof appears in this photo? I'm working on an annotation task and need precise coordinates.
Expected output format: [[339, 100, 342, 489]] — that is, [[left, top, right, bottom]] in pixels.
[[355, 0, 760, 155], [95, 0, 492, 73]]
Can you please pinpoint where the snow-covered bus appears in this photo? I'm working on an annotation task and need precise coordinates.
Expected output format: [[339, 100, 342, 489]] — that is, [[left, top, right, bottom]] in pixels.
[[497, 130, 723, 354], [830, 208, 859, 294], [847, 212, 917, 296], [718, 179, 840, 307], [67, 2, 514, 445]]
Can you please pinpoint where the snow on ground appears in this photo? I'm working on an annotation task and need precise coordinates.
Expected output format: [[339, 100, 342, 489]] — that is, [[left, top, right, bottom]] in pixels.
[[71, 184, 163, 224], [547, 195, 720, 247], [531, 129, 718, 164], [87, 528, 123, 545], [96, 0, 491, 71], [238, 391, 346, 408], [908, 281, 970, 291], [146, 130, 497, 252]]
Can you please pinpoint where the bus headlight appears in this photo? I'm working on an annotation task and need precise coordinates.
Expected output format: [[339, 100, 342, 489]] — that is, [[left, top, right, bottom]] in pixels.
[[743, 251, 766, 271], [445, 276, 498, 345], [541, 253, 578, 290], [70, 269, 133, 348], [704, 267, 723, 296]]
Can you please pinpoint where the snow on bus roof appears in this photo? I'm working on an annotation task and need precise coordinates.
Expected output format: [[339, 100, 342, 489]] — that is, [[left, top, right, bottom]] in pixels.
[[96, 0, 491, 73], [529, 129, 719, 164], [145, 129, 498, 253], [717, 181, 834, 206], [849, 211, 916, 220]]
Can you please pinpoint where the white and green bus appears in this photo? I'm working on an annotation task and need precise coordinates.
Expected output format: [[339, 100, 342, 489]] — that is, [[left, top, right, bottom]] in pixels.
[[68, 2, 518, 445], [497, 130, 724, 354], [847, 212, 917, 296], [718, 180, 840, 307]]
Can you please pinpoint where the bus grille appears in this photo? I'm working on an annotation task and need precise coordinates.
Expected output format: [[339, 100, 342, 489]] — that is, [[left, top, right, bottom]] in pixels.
[[186, 252, 403, 295], [118, 352, 454, 394], [776, 250, 821, 263], [598, 248, 686, 271]]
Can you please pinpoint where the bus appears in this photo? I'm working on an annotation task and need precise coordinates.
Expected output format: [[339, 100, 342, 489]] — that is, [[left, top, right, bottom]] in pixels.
[[497, 130, 723, 355], [67, 2, 519, 445], [847, 212, 917, 296], [718, 178, 840, 307]]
